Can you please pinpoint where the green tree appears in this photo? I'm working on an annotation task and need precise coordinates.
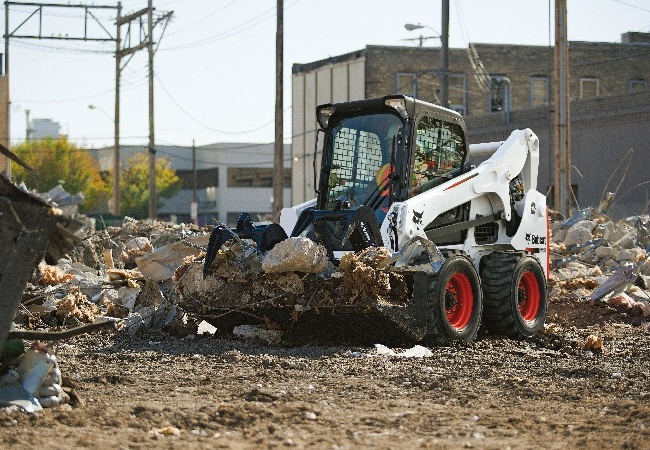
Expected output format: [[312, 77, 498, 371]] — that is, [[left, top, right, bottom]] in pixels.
[[120, 153, 182, 219], [11, 138, 111, 212]]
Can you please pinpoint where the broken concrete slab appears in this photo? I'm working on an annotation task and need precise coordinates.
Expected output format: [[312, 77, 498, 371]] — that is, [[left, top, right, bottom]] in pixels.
[[136, 234, 209, 281], [563, 220, 596, 247], [588, 264, 637, 302]]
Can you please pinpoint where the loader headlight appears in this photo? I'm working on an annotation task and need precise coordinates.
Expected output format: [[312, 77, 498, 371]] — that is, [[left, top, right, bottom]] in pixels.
[[317, 105, 335, 129]]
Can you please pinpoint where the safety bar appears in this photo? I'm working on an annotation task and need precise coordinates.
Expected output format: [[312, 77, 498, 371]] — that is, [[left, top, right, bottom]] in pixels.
[[468, 141, 503, 157]]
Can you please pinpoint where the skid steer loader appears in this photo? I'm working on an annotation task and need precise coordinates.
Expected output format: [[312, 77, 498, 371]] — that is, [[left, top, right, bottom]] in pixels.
[[193, 95, 548, 345]]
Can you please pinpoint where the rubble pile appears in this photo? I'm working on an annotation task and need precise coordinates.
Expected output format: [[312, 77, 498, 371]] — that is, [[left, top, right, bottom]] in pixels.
[[549, 208, 650, 319], [176, 236, 407, 315], [10, 208, 650, 344], [15, 219, 208, 337]]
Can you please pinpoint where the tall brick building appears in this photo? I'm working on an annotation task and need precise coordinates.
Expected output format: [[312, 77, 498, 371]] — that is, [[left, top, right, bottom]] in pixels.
[[291, 33, 650, 217]]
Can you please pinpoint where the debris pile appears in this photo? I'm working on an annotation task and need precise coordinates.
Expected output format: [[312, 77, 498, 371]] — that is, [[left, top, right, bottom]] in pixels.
[[0, 172, 88, 412], [9, 207, 650, 345], [175, 236, 411, 317], [549, 208, 650, 319]]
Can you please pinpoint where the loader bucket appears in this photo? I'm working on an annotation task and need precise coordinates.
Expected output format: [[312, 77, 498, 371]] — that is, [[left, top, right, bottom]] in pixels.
[[192, 303, 429, 346], [178, 247, 435, 346]]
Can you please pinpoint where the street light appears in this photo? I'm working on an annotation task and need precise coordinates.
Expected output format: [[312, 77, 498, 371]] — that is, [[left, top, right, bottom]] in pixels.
[[404, 4, 450, 109], [403, 23, 440, 47], [88, 104, 120, 215], [88, 104, 113, 123]]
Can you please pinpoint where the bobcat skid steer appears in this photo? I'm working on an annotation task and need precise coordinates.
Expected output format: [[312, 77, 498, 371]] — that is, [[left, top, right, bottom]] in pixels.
[[184, 95, 548, 345]]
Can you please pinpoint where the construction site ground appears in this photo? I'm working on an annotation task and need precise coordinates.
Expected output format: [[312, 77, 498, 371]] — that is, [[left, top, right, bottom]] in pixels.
[[1, 297, 649, 450]]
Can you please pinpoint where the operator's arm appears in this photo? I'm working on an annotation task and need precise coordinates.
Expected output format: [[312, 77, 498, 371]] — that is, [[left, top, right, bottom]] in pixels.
[[409, 177, 441, 197], [408, 167, 462, 197]]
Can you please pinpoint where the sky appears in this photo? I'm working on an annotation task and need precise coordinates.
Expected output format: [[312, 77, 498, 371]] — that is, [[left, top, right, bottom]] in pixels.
[[4, 0, 650, 150]]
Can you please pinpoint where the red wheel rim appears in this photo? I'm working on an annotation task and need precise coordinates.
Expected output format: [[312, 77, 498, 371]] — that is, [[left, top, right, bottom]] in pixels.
[[518, 271, 541, 321], [445, 272, 474, 330]]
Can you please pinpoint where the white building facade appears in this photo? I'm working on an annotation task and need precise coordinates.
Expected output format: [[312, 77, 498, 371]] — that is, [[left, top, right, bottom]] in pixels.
[[92, 142, 291, 226]]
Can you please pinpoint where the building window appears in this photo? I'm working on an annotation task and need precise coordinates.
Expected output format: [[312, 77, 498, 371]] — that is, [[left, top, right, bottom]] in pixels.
[[448, 73, 467, 115], [175, 168, 218, 189], [396, 73, 416, 96], [488, 75, 511, 113], [630, 79, 648, 92], [580, 78, 599, 98], [227, 167, 291, 188], [530, 77, 549, 106]]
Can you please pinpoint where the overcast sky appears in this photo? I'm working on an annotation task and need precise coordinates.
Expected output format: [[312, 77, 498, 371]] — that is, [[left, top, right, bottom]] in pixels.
[[5, 0, 649, 150]]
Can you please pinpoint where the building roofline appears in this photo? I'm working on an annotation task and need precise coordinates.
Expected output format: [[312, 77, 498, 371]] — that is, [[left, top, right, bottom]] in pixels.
[[292, 39, 650, 74], [292, 48, 367, 74]]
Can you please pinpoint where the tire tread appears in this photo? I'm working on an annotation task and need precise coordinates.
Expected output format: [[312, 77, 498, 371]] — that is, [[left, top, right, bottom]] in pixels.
[[481, 252, 547, 339]]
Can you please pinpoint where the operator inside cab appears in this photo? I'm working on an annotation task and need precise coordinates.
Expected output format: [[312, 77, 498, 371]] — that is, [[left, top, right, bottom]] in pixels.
[[408, 115, 466, 197]]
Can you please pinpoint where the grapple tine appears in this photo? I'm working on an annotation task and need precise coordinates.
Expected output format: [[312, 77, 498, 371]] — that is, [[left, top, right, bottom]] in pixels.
[[203, 225, 238, 278]]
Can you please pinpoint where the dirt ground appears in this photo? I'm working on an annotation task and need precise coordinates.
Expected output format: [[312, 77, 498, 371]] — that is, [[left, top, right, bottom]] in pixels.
[[1, 295, 649, 450]]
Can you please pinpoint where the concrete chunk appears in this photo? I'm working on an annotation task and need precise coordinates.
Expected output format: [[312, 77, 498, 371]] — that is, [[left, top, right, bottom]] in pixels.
[[261, 238, 329, 274]]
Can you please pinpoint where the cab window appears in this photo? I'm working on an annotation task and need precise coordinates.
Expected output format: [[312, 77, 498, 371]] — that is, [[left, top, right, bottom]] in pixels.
[[409, 116, 466, 197]]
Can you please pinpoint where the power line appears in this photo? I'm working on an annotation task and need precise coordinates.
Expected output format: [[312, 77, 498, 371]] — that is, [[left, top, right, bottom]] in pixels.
[[10, 40, 113, 55], [160, 0, 304, 52], [9, 4, 116, 20], [612, 0, 650, 13], [155, 74, 292, 135], [155, 147, 295, 167], [165, 0, 240, 38], [159, 4, 276, 51]]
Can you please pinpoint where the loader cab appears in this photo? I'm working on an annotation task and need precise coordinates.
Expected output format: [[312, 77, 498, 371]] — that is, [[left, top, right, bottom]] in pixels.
[[316, 99, 409, 216], [316, 96, 469, 216], [312, 95, 470, 255]]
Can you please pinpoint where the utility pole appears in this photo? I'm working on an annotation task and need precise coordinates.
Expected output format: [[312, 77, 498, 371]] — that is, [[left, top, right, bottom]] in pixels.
[[115, 3, 152, 216], [191, 139, 198, 225], [115, 2, 172, 218], [114, 2, 122, 215], [272, 0, 284, 219], [25, 109, 30, 141], [440, 0, 449, 108], [148, 0, 156, 220], [4, 1, 171, 215], [554, 0, 571, 216]]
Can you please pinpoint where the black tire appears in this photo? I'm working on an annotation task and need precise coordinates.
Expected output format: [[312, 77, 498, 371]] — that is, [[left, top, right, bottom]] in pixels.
[[425, 255, 483, 345], [481, 253, 547, 339]]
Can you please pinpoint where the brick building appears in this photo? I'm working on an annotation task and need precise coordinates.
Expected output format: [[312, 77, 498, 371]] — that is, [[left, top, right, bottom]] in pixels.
[[291, 33, 650, 218]]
